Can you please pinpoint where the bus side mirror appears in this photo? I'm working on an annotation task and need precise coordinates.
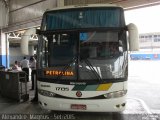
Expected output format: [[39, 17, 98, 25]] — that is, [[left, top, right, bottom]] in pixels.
[[127, 23, 139, 51]]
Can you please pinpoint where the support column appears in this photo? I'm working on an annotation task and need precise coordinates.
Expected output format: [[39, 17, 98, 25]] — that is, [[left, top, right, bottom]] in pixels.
[[0, 29, 1, 65], [0, 30, 9, 68], [21, 28, 36, 55], [29, 45, 35, 56]]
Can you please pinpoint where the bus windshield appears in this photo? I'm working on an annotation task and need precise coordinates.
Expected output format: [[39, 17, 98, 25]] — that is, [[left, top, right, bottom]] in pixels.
[[38, 30, 128, 81]]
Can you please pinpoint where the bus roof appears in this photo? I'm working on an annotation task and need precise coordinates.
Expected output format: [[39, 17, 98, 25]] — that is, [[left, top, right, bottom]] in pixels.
[[45, 4, 123, 12]]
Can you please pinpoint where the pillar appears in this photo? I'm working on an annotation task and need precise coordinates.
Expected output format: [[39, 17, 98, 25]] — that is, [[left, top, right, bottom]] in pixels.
[[0, 30, 9, 68]]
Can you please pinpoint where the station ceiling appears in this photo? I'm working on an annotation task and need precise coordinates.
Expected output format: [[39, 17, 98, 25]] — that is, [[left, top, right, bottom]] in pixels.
[[3, 0, 160, 40], [64, 0, 160, 10], [2, 0, 160, 33]]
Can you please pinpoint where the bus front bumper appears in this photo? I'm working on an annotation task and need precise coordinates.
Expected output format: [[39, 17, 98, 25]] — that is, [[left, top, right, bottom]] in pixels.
[[38, 94, 126, 112]]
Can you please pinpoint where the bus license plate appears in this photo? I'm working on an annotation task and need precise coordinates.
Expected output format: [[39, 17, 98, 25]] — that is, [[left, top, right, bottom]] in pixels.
[[71, 104, 87, 110]]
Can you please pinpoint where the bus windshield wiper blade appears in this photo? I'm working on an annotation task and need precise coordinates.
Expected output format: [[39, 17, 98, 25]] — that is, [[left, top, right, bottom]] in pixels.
[[81, 58, 102, 81], [56, 57, 76, 80]]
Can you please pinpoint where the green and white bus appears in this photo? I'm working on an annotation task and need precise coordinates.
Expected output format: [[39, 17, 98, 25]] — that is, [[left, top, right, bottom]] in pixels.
[[36, 4, 139, 112]]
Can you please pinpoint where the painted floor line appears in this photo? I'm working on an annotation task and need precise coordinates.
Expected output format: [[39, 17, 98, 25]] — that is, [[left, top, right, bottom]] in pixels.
[[127, 97, 152, 114]]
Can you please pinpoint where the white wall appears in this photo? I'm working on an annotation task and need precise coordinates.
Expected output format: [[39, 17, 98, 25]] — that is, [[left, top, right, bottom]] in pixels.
[[9, 46, 34, 66]]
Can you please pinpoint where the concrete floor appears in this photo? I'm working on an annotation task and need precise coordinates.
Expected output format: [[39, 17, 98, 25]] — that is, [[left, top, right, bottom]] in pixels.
[[128, 60, 160, 111], [0, 94, 156, 120]]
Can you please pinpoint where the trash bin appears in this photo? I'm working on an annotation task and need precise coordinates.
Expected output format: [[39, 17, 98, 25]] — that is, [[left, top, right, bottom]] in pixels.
[[0, 71, 29, 102]]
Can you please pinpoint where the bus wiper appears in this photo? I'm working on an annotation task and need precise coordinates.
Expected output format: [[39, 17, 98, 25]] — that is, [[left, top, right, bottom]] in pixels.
[[56, 57, 76, 80], [81, 58, 102, 81], [55, 57, 102, 81]]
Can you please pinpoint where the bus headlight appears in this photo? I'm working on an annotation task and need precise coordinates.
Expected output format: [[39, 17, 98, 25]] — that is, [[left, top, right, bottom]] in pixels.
[[104, 90, 127, 99], [38, 89, 56, 97]]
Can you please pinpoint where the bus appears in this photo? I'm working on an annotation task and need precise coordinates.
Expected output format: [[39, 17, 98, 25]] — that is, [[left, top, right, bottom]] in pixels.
[[36, 4, 139, 112]]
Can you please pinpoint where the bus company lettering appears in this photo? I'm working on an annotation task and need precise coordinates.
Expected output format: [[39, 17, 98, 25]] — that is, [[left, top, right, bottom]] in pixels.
[[45, 70, 74, 76]]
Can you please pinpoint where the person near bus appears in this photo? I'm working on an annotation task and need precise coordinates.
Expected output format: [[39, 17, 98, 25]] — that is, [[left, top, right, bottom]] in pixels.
[[29, 56, 36, 90], [12, 61, 21, 71], [30, 56, 38, 103], [20, 57, 29, 82]]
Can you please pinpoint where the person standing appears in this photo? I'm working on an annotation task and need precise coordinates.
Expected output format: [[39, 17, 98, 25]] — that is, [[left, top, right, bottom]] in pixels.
[[29, 56, 36, 90], [30, 56, 38, 103], [20, 57, 29, 82]]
